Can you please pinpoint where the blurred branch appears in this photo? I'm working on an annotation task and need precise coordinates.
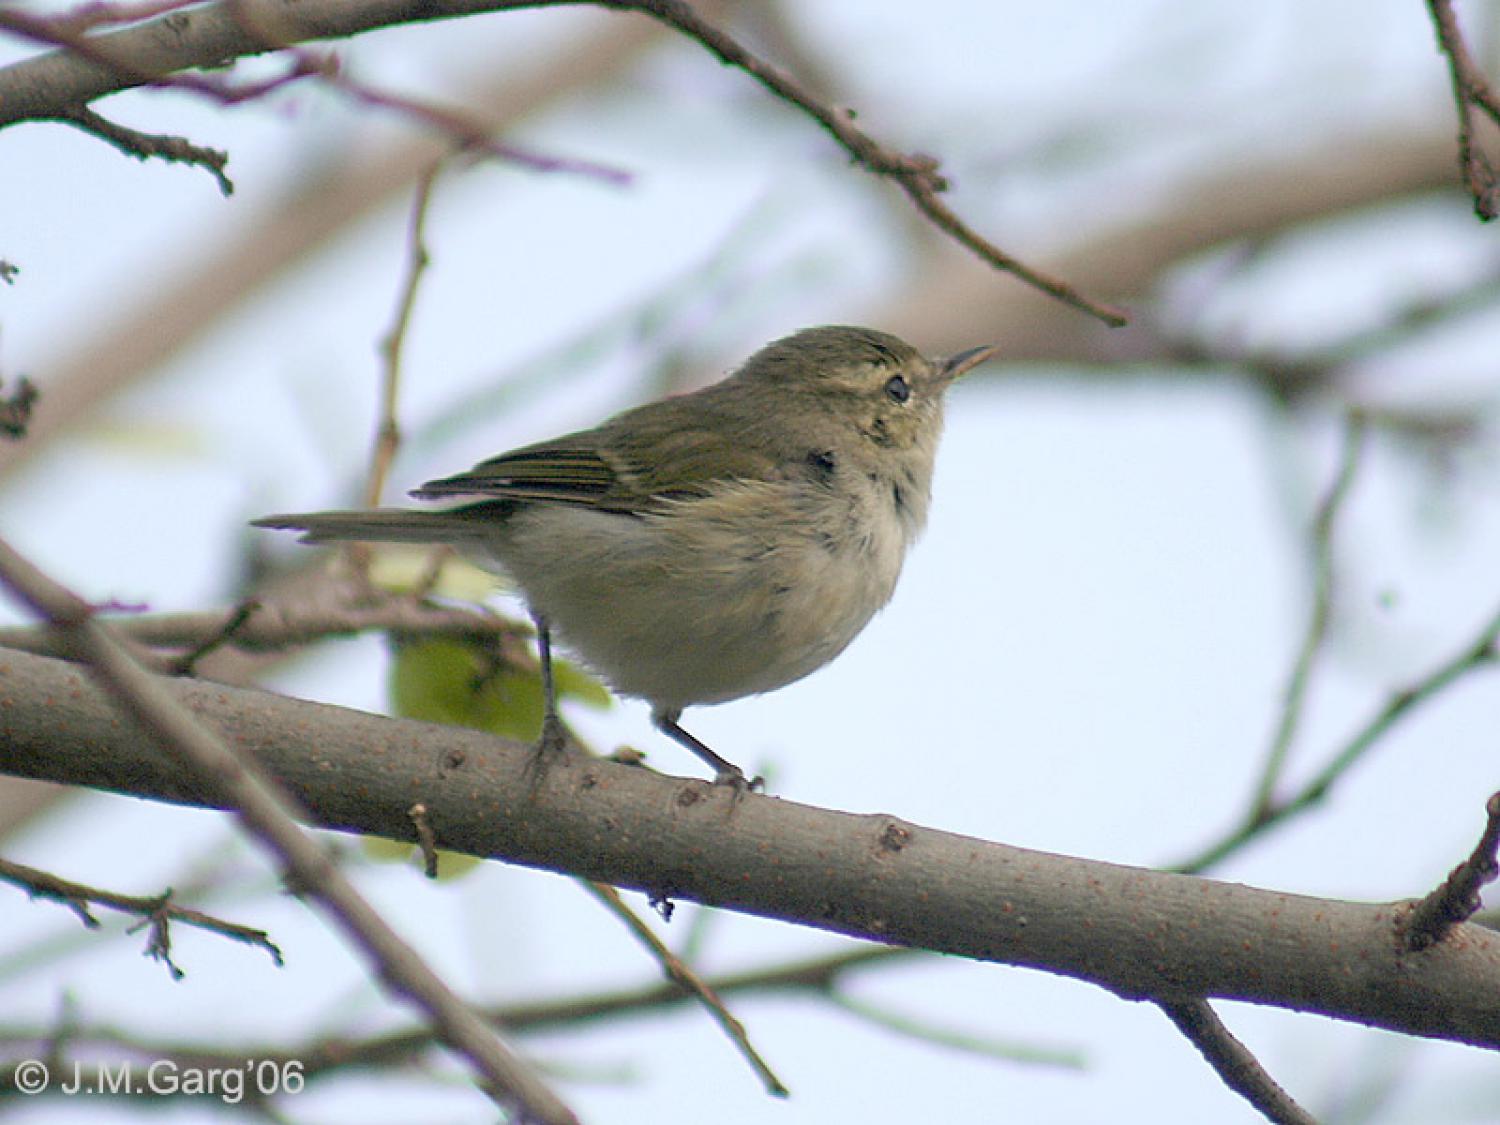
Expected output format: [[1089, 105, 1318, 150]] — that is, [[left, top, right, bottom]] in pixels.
[[1158, 999, 1316, 1125], [0, 377, 37, 439], [0, 856, 283, 978], [0, 944, 906, 1098], [1401, 791, 1500, 952], [0, 5, 630, 184], [828, 991, 1085, 1070], [1173, 598, 1500, 874], [578, 880, 788, 1097], [1426, 0, 1500, 218], [0, 592, 523, 661], [4, 647, 1500, 1052], [0, 12, 670, 487], [0, 0, 1120, 323], [0, 538, 574, 1124], [366, 164, 440, 510], [595, 0, 1125, 326], [1250, 411, 1368, 818]]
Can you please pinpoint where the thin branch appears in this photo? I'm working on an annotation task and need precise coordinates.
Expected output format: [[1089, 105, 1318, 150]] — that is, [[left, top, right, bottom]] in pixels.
[[1402, 791, 1500, 951], [578, 880, 789, 1097], [330, 68, 631, 183], [1426, 0, 1500, 218], [0, 593, 523, 661], [1251, 411, 1367, 818], [0, 537, 576, 1125], [408, 803, 440, 878], [602, 0, 1127, 326], [5, 645, 1500, 1051], [827, 991, 1085, 1070], [1172, 596, 1500, 874], [0, 856, 283, 976], [52, 105, 233, 195], [367, 163, 439, 510], [0, 945, 907, 1097], [170, 598, 260, 675], [1158, 999, 1317, 1125], [0, 0, 1119, 322]]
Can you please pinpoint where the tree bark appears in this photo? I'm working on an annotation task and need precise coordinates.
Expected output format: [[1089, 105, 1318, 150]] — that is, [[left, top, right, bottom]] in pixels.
[[2, 645, 1497, 1050]]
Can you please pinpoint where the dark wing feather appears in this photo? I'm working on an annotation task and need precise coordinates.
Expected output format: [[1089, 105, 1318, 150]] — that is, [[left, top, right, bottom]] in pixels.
[[410, 386, 789, 514]]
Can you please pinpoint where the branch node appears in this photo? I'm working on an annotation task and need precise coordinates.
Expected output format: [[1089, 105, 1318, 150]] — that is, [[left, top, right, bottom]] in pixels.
[[1402, 790, 1500, 952], [409, 802, 440, 879]]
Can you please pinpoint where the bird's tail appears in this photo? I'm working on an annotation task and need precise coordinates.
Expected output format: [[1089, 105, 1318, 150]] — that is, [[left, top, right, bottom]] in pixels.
[[251, 506, 503, 546]]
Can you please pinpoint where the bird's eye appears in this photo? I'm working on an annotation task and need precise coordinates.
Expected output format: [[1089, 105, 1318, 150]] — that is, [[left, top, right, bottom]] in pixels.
[[884, 375, 911, 404]]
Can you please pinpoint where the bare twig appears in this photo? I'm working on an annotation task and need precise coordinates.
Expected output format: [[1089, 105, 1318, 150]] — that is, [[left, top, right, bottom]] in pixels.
[[577, 880, 789, 1097], [0, 594, 522, 661], [1251, 411, 1368, 818], [367, 163, 440, 510], [1402, 791, 1500, 951], [0, 377, 37, 438], [171, 598, 260, 675], [0, 0, 1116, 322], [0, 537, 575, 1125], [408, 803, 440, 879], [1173, 597, 1500, 874], [53, 105, 233, 195], [0, 945, 907, 1097], [1159, 999, 1316, 1125], [1427, 0, 1500, 218], [0, 856, 283, 976], [601, 0, 1126, 325], [330, 69, 630, 183]]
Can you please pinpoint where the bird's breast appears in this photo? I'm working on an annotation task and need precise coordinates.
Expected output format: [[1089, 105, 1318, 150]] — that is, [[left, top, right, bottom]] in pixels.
[[486, 471, 924, 709]]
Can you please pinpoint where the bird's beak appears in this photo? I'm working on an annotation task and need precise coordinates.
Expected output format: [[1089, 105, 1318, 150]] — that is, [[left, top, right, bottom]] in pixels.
[[935, 344, 998, 386]]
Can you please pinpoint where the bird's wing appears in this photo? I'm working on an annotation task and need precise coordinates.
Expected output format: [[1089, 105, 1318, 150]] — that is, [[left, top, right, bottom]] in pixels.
[[410, 393, 786, 514]]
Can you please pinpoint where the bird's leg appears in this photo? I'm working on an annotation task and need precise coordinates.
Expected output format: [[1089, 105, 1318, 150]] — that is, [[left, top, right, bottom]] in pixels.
[[653, 709, 762, 792], [533, 613, 568, 756]]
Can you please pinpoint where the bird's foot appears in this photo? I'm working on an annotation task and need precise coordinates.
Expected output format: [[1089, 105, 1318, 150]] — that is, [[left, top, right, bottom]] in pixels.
[[523, 712, 573, 785]]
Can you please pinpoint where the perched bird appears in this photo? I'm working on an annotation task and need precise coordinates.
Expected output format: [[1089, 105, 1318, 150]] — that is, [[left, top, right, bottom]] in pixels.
[[255, 325, 995, 786]]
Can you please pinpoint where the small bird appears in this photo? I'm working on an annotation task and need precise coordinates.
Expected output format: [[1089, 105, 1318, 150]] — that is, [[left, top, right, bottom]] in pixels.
[[254, 326, 995, 787]]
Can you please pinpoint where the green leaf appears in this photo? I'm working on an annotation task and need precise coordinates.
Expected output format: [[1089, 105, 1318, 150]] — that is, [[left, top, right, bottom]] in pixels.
[[381, 636, 613, 877]]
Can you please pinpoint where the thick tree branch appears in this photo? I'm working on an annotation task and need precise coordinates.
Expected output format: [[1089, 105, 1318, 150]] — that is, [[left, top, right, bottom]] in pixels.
[[2, 647, 1499, 1052]]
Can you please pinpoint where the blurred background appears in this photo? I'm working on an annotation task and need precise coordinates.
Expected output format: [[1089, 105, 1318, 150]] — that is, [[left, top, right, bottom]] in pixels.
[[2, 0, 1499, 1121]]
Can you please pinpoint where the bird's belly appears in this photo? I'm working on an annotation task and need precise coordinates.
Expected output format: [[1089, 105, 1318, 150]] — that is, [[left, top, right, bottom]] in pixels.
[[489, 483, 908, 710]]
